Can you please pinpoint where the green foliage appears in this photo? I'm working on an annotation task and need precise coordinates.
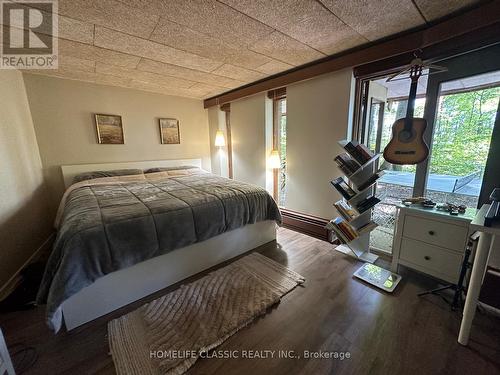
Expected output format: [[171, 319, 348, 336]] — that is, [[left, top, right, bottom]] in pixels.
[[430, 87, 499, 176], [375, 88, 498, 176]]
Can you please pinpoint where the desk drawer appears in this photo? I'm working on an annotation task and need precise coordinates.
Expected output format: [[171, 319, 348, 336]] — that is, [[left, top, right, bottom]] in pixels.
[[403, 215, 467, 252], [400, 238, 463, 283]]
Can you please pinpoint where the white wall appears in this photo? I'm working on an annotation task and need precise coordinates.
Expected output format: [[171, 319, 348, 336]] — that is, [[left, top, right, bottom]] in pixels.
[[285, 69, 355, 219], [23, 74, 211, 217], [0, 70, 52, 288], [231, 93, 270, 188]]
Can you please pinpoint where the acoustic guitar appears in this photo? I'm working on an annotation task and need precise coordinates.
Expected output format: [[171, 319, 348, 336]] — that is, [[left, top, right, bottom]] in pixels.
[[383, 64, 429, 165]]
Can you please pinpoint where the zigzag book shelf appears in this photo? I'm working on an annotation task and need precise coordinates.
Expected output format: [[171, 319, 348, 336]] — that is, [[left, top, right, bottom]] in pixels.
[[328, 140, 401, 292], [328, 140, 383, 263]]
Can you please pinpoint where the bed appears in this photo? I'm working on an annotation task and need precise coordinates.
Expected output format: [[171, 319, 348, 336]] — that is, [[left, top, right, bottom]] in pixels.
[[36, 159, 281, 332]]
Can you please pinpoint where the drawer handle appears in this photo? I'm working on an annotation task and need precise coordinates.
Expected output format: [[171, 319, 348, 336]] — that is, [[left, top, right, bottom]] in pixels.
[[428, 231, 435, 235], [424, 256, 431, 261]]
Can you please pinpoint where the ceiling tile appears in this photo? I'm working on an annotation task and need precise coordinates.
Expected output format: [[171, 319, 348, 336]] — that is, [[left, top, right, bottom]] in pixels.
[[136, 59, 245, 89], [59, 39, 141, 69], [58, 55, 95, 73], [127, 79, 203, 99], [14, 0, 485, 100], [24, 69, 97, 83], [58, 0, 159, 38], [224, 49, 272, 71], [250, 31, 325, 66], [255, 60, 294, 75], [149, 18, 271, 70], [119, 0, 274, 47], [188, 82, 226, 97], [93, 73, 131, 88], [283, 15, 367, 55], [219, 0, 310, 29], [95, 62, 196, 89], [211, 64, 266, 81], [413, 0, 479, 21], [319, 0, 425, 41], [58, 16, 94, 45], [94, 26, 223, 73], [220, 0, 366, 54], [0, 5, 93, 45]]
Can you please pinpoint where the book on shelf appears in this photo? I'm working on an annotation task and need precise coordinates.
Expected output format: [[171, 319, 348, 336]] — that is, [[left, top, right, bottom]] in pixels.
[[334, 153, 359, 176], [355, 196, 381, 213], [326, 217, 359, 244], [334, 200, 358, 221], [356, 143, 374, 162], [330, 177, 356, 200], [356, 172, 381, 191], [357, 221, 378, 234], [342, 140, 375, 165]]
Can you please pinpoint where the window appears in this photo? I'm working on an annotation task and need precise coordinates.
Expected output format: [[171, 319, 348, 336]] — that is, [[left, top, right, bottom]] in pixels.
[[271, 94, 287, 207], [356, 53, 500, 254], [277, 98, 287, 206]]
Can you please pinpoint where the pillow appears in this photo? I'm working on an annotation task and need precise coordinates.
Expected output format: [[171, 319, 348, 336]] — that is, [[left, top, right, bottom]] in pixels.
[[72, 169, 144, 184], [143, 166, 199, 174]]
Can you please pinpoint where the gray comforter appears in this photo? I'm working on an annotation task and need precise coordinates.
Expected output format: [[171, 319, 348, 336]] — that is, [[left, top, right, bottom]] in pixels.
[[37, 171, 281, 332]]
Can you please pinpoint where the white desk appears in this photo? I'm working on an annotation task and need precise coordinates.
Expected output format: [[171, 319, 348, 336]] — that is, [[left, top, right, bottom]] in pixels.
[[458, 204, 500, 345]]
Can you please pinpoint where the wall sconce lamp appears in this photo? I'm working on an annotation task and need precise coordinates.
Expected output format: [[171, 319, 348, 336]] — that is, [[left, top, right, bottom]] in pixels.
[[214, 130, 225, 147], [268, 149, 281, 169]]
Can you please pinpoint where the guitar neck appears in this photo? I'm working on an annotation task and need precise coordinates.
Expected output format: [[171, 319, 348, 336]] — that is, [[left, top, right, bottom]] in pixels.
[[404, 77, 419, 130]]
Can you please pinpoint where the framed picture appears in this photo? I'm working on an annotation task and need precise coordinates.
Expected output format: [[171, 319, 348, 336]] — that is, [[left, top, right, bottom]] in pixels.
[[159, 118, 180, 144], [95, 114, 124, 144]]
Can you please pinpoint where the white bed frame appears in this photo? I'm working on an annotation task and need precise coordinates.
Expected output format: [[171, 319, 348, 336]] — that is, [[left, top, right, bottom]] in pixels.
[[59, 159, 277, 330]]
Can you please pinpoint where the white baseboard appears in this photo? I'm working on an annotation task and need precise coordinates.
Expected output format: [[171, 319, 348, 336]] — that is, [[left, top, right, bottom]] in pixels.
[[0, 232, 55, 301]]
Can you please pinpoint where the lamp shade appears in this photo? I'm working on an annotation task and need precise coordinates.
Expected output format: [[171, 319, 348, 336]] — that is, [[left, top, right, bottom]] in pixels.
[[214, 130, 225, 147], [268, 149, 281, 169]]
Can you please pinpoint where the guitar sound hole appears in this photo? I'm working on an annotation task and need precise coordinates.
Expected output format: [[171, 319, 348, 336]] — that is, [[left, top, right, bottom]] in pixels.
[[398, 129, 414, 142]]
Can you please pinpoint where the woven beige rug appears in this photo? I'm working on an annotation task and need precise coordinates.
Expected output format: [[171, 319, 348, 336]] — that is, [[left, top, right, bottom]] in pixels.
[[108, 252, 305, 375]]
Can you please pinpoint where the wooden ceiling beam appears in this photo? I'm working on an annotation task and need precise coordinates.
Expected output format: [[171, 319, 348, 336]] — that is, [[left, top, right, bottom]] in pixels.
[[203, 1, 500, 108]]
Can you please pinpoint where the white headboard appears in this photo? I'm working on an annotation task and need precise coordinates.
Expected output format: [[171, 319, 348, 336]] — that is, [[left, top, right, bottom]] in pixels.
[[61, 158, 202, 188]]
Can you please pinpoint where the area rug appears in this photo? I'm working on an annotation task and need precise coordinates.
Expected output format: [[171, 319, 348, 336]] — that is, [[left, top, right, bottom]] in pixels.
[[108, 252, 305, 375]]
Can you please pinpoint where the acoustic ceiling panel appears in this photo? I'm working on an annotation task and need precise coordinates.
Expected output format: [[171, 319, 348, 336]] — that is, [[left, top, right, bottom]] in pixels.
[[58, 16, 94, 45], [150, 18, 271, 70], [94, 26, 223, 73], [58, 55, 95, 73], [58, 0, 159, 38], [58, 39, 141, 69], [319, 0, 425, 41], [95, 63, 197, 89], [147, 0, 274, 47], [413, 0, 479, 21], [136, 59, 245, 89], [211, 64, 267, 82], [254, 60, 295, 75], [250, 31, 326, 66], [12, 0, 482, 99], [221, 0, 367, 54]]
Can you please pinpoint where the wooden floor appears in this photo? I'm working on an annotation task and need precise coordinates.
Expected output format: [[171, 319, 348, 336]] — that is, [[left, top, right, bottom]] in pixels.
[[1, 227, 499, 375]]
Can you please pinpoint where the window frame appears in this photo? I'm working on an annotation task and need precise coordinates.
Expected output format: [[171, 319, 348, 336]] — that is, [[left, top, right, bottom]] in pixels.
[[272, 96, 287, 205]]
